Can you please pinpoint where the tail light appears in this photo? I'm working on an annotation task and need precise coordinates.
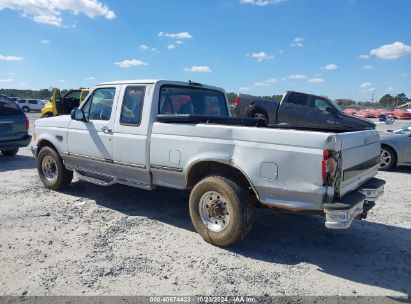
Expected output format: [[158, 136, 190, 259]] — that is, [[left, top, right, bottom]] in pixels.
[[25, 117, 29, 130], [322, 149, 338, 186], [235, 96, 240, 107]]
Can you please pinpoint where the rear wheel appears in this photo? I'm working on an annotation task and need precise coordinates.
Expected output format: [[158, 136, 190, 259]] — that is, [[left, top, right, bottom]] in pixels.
[[37, 146, 73, 189], [1, 148, 19, 156], [380, 146, 396, 171], [189, 175, 254, 247], [22, 106, 30, 112]]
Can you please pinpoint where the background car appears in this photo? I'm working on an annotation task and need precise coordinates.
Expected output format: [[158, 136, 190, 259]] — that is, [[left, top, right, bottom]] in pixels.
[[18, 99, 45, 112], [379, 125, 411, 170], [0, 98, 31, 156]]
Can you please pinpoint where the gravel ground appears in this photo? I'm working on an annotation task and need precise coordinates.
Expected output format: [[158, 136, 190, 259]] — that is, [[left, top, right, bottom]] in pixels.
[[0, 113, 410, 297]]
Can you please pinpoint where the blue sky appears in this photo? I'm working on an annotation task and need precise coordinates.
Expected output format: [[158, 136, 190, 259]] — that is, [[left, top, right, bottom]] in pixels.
[[0, 0, 410, 101]]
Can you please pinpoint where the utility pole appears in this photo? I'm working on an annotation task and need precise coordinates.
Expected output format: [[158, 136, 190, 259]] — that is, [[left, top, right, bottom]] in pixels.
[[371, 93, 374, 103]]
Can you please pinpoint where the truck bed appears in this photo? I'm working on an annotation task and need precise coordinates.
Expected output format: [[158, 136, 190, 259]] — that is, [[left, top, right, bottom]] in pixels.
[[157, 114, 361, 133]]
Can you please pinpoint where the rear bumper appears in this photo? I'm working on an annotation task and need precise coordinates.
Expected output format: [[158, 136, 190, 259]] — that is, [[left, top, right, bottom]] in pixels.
[[0, 134, 32, 150], [324, 178, 385, 229]]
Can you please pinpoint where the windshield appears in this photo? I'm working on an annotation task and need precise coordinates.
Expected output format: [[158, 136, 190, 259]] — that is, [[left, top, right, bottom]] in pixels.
[[0, 99, 23, 115], [159, 85, 228, 116], [393, 125, 411, 135]]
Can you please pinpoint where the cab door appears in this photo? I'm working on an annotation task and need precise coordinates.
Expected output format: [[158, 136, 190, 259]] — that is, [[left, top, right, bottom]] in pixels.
[[50, 88, 62, 116], [112, 84, 151, 187], [67, 86, 120, 178], [305, 96, 340, 130]]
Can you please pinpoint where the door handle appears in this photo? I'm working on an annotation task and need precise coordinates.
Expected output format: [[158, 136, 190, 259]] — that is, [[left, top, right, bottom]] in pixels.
[[101, 126, 113, 134]]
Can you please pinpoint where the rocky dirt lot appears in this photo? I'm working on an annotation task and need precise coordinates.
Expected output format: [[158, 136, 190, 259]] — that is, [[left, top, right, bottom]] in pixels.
[[0, 114, 410, 297]]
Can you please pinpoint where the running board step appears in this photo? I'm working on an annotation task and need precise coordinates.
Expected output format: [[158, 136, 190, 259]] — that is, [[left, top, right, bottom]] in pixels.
[[76, 171, 116, 186]]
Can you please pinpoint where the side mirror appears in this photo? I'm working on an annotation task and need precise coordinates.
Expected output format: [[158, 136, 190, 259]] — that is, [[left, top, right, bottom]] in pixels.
[[71, 108, 87, 122]]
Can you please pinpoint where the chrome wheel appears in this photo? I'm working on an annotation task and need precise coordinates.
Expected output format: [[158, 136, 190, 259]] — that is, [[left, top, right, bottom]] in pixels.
[[42, 155, 57, 182], [380, 149, 392, 169], [199, 191, 231, 232]]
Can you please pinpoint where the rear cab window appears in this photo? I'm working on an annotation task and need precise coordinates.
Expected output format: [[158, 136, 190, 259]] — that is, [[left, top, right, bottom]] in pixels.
[[0, 99, 23, 115], [159, 85, 228, 116]]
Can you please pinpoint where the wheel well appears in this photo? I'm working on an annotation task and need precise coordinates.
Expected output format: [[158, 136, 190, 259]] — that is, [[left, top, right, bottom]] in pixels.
[[186, 161, 258, 199], [381, 144, 398, 164], [36, 139, 58, 157]]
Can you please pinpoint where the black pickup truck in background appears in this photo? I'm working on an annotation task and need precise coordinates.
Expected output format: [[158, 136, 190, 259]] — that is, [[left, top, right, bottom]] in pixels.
[[234, 91, 375, 132]]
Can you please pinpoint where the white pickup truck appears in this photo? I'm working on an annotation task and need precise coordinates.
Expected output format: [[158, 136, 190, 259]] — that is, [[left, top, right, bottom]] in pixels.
[[31, 80, 385, 246]]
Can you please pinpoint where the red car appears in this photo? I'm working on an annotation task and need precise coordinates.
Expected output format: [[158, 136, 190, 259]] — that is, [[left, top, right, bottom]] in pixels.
[[394, 109, 411, 119]]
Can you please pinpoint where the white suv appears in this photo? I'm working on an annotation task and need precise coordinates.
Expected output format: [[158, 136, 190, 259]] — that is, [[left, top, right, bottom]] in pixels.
[[18, 99, 45, 112]]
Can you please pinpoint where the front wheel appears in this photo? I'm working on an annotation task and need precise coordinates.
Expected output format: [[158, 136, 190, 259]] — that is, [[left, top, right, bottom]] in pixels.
[[37, 146, 73, 189], [1, 148, 19, 156], [189, 175, 254, 247], [380, 146, 396, 171], [22, 106, 30, 113]]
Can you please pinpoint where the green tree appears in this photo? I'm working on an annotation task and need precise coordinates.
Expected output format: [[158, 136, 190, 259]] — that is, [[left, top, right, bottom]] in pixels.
[[379, 94, 394, 107], [335, 99, 356, 107]]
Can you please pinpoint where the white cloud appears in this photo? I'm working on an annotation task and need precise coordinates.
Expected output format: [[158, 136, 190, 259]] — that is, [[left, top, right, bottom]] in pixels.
[[387, 86, 394, 93], [0, 0, 116, 27], [308, 78, 324, 84], [246, 78, 279, 89], [360, 82, 375, 92], [291, 37, 304, 47], [370, 41, 411, 60], [84, 76, 95, 81], [140, 44, 158, 52], [60, 79, 65, 82], [321, 63, 338, 70], [114, 59, 148, 68], [240, 0, 285, 6], [363, 65, 374, 70], [0, 78, 13, 82], [41, 39, 50, 44], [167, 44, 175, 50], [239, 87, 250, 91], [175, 40, 183, 45], [250, 51, 274, 62], [158, 31, 192, 39], [0, 54, 24, 61], [358, 54, 370, 59], [183, 66, 212, 73], [289, 74, 307, 79]]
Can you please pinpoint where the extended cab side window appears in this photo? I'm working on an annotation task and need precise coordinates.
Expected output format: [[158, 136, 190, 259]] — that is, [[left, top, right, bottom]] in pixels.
[[82, 88, 116, 121], [120, 86, 145, 126], [286, 93, 308, 106]]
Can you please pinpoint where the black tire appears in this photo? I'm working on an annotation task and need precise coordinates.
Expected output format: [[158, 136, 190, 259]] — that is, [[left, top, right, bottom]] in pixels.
[[250, 107, 269, 123], [43, 112, 54, 118], [379, 146, 397, 171], [189, 175, 254, 247], [22, 106, 30, 113], [37, 146, 73, 190], [1, 148, 19, 156]]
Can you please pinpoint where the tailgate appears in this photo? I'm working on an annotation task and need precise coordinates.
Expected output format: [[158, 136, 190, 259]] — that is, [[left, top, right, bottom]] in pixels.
[[337, 130, 380, 197]]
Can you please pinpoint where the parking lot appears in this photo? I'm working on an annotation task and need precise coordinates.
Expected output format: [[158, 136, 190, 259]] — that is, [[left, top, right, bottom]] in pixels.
[[0, 113, 410, 296]]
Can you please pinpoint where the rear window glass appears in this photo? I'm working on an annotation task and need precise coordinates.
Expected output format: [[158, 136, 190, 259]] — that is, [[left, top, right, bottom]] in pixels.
[[0, 99, 22, 115], [159, 85, 228, 116]]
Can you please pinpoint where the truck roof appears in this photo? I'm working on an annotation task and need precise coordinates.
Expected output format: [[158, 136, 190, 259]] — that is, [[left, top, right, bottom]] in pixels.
[[96, 79, 225, 92]]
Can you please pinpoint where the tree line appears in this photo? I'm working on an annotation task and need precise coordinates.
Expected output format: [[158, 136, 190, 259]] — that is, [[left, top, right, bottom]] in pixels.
[[0, 88, 69, 100]]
